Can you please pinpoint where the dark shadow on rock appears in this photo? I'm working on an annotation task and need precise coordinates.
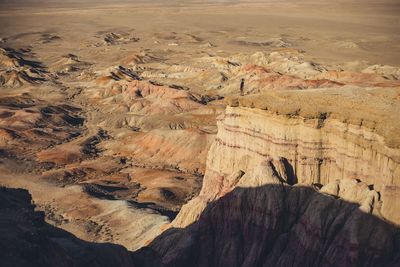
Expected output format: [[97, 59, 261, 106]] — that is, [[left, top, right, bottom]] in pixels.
[[2, 183, 400, 267], [280, 157, 297, 185], [144, 184, 400, 267], [127, 200, 178, 221], [0, 187, 137, 267]]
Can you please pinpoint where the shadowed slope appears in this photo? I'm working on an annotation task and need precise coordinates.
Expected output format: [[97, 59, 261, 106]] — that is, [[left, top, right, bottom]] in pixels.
[[148, 162, 400, 267], [0, 186, 140, 267]]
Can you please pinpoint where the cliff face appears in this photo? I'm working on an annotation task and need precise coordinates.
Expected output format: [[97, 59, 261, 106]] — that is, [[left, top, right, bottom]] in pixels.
[[204, 106, 399, 186], [150, 162, 400, 267], [173, 87, 400, 228], [150, 88, 400, 266]]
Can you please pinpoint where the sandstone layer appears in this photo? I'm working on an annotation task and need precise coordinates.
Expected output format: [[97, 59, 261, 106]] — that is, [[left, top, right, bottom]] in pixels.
[[174, 87, 400, 228]]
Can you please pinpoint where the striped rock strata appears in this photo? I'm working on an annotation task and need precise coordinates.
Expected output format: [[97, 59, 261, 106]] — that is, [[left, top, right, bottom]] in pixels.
[[173, 86, 400, 227]]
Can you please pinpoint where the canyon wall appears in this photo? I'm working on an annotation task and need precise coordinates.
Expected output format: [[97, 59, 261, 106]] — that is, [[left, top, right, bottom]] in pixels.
[[150, 162, 400, 267], [146, 87, 400, 267], [173, 87, 400, 227]]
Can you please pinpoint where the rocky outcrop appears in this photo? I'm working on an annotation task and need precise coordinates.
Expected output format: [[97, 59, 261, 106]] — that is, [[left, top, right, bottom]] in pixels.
[[173, 86, 400, 228], [0, 94, 84, 158], [107, 128, 213, 174], [0, 48, 48, 87], [150, 162, 400, 267]]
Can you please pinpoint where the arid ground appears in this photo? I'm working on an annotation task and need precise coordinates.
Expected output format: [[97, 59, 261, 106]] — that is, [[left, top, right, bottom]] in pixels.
[[0, 0, 399, 266]]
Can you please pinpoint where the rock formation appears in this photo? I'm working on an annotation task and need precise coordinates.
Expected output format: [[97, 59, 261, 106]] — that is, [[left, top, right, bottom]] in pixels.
[[0, 48, 47, 87], [173, 86, 400, 229], [1, 1, 400, 264], [149, 161, 400, 267]]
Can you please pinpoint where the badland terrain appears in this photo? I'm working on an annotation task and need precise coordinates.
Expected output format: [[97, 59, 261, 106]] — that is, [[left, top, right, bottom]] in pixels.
[[0, 0, 399, 266]]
